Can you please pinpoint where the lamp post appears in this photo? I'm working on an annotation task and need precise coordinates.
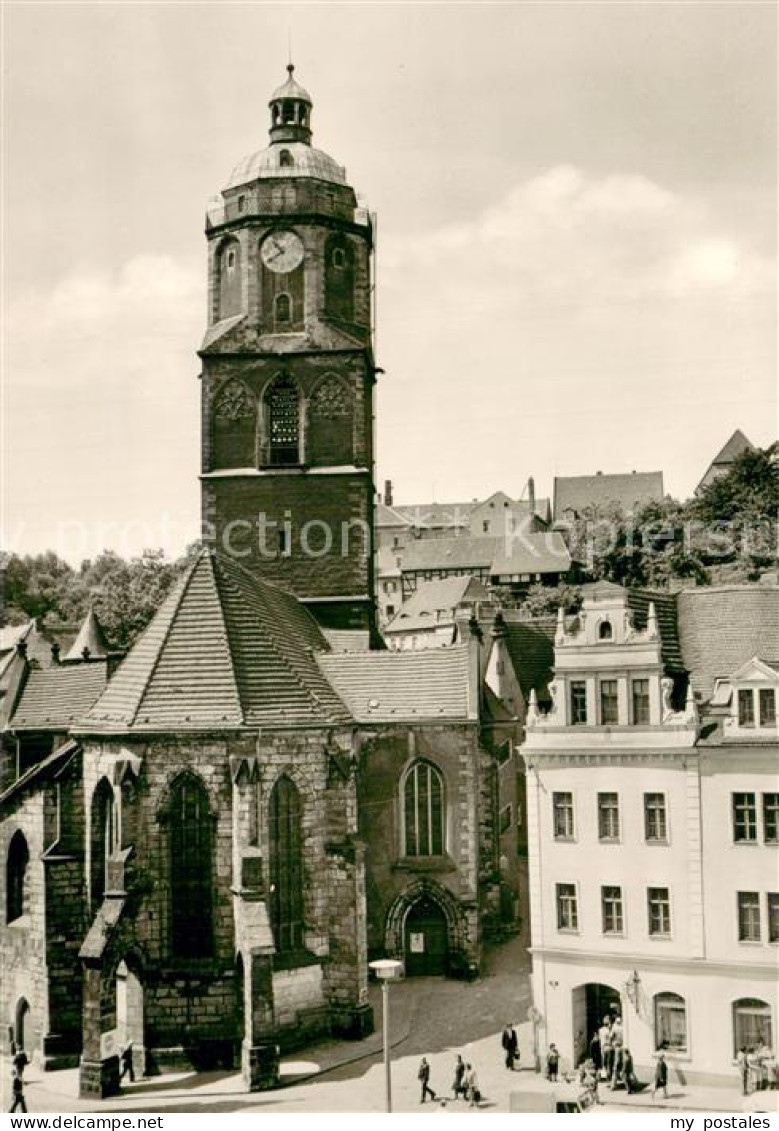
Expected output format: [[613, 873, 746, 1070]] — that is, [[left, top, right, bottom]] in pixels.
[[369, 958, 404, 1113]]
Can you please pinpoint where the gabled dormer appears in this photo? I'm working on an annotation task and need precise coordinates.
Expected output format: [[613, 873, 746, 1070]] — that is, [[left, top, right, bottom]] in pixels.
[[723, 656, 778, 738]]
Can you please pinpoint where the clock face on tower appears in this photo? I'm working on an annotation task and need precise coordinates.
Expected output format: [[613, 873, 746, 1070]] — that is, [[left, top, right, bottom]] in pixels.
[[261, 230, 304, 273]]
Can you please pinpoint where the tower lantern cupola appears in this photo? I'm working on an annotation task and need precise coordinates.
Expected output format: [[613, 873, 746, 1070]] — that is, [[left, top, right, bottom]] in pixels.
[[269, 64, 313, 145]]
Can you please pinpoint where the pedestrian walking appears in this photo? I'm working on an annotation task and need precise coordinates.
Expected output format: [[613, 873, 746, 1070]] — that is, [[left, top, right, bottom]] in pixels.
[[12, 1047, 28, 1080], [501, 1023, 519, 1070], [546, 1044, 560, 1082], [738, 1047, 750, 1095], [119, 1043, 135, 1083], [9, 1071, 27, 1113], [465, 1063, 480, 1108], [652, 1052, 668, 1100], [452, 1054, 466, 1099], [418, 1056, 436, 1103]]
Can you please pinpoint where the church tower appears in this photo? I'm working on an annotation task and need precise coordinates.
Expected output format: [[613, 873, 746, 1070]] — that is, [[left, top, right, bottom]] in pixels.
[[200, 67, 377, 635]]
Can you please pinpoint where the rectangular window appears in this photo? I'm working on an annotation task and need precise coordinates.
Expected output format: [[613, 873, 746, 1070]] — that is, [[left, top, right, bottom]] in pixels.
[[644, 793, 668, 842], [597, 793, 620, 841], [768, 893, 779, 944], [738, 689, 755, 727], [763, 794, 779, 844], [737, 891, 761, 942], [601, 885, 624, 934], [647, 887, 671, 936], [733, 793, 757, 842], [553, 792, 575, 840], [632, 678, 650, 725], [600, 680, 619, 725], [759, 688, 776, 727], [556, 883, 578, 931], [655, 993, 687, 1052], [570, 681, 587, 725]]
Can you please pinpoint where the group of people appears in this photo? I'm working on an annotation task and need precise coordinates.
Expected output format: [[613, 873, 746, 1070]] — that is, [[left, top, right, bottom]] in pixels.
[[8, 1044, 29, 1113], [738, 1044, 777, 1095], [418, 1054, 481, 1107], [579, 1013, 646, 1098]]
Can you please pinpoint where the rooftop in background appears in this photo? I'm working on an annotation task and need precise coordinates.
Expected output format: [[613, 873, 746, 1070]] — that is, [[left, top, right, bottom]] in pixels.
[[696, 429, 754, 493], [677, 583, 779, 701], [64, 607, 112, 661], [553, 470, 664, 520], [491, 531, 572, 578], [385, 575, 490, 634]]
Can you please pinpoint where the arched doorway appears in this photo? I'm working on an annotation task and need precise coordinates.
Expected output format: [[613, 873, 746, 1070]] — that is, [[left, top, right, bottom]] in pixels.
[[115, 960, 144, 1079], [14, 998, 30, 1052], [404, 896, 448, 976], [571, 983, 622, 1066]]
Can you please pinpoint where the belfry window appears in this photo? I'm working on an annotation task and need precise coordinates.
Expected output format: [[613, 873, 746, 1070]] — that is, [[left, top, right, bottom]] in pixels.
[[275, 293, 292, 325], [598, 620, 613, 640], [279, 149, 294, 168], [269, 776, 304, 953], [403, 761, 445, 857], [6, 831, 29, 923], [170, 775, 213, 958], [265, 374, 301, 465]]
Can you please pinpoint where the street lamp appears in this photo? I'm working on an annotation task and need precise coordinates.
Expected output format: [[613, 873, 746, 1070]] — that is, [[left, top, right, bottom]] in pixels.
[[625, 969, 641, 1012], [369, 958, 404, 1112]]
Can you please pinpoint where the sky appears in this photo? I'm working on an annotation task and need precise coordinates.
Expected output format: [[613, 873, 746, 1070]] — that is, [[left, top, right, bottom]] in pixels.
[[3, 1, 777, 561]]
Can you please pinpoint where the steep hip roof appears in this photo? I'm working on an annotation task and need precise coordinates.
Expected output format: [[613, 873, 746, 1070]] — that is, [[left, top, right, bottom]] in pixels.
[[65, 608, 112, 660], [76, 551, 350, 734]]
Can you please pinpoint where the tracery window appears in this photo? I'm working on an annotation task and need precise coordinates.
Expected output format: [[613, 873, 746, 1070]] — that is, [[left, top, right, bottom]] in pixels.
[[170, 775, 213, 958], [269, 776, 304, 953], [403, 761, 445, 857]]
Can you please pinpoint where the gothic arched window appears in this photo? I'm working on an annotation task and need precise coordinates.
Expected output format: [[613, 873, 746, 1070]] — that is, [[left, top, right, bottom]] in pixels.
[[269, 776, 304, 953], [599, 620, 613, 641], [265, 374, 301, 465], [6, 831, 29, 923], [324, 234, 355, 323], [170, 775, 213, 958], [90, 779, 117, 911], [403, 761, 445, 857], [217, 238, 242, 320]]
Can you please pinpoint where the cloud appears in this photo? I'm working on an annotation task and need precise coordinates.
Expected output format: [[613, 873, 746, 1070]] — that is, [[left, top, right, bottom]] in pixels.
[[381, 165, 772, 311], [6, 254, 203, 395]]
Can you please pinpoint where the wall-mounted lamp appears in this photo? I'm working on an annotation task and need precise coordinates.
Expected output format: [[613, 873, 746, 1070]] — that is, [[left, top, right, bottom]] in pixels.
[[625, 969, 641, 1012]]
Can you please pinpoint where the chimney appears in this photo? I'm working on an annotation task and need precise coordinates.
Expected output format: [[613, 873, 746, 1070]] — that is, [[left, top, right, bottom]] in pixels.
[[527, 476, 536, 519], [384, 479, 393, 507], [51, 642, 61, 665]]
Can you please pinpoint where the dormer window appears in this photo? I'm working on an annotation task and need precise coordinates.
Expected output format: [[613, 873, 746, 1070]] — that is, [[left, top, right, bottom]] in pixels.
[[598, 620, 613, 641], [739, 689, 755, 727], [759, 688, 776, 727]]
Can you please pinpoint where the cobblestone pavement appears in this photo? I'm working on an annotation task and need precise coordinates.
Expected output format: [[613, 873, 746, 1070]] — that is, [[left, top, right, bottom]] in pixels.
[[3, 937, 775, 1115]]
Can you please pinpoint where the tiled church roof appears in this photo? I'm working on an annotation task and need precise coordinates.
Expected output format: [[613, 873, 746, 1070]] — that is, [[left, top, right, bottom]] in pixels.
[[77, 551, 350, 733], [9, 663, 110, 731], [317, 645, 472, 722]]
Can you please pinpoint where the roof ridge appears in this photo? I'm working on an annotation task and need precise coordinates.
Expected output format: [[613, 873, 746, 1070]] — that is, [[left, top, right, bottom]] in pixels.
[[201, 552, 246, 724], [129, 557, 200, 726]]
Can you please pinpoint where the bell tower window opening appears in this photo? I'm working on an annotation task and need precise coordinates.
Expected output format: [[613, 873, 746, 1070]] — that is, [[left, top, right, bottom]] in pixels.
[[332, 248, 346, 269], [266, 374, 301, 465], [275, 292, 292, 325], [279, 149, 294, 168], [282, 100, 295, 124]]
